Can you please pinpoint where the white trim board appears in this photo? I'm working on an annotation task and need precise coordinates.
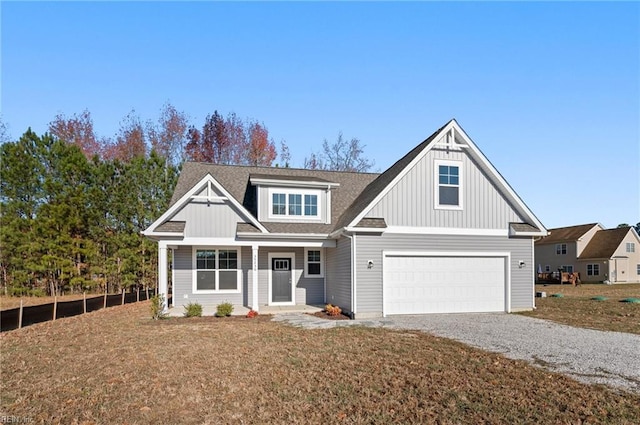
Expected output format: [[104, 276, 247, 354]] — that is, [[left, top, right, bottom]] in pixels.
[[384, 227, 508, 236]]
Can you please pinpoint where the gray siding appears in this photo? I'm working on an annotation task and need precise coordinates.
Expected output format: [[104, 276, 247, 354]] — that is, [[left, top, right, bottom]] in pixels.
[[325, 237, 352, 313], [172, 246, 249, 308], [365, 148, 524, 228], [354, 233, 534, 316], [256, 247, 324, 307], [172, 200, 248, 238]]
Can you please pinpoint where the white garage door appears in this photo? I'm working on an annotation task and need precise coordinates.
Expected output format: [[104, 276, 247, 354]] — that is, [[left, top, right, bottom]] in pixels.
[[384, 255, 506, 315]]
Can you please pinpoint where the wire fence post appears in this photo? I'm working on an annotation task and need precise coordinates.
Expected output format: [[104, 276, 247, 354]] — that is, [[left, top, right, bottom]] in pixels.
[[18, 300, 23, 329], [137, 287, 140, 302], [121, 288, 125, 305], [146, 285, 149, 300], [103, 289, 107, 309], [53, 296, 58, 321], [83, 292, 87, 314]]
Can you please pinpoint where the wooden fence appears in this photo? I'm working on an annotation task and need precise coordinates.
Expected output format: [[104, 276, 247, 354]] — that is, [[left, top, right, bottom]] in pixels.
[[1, 289, 157, 332]]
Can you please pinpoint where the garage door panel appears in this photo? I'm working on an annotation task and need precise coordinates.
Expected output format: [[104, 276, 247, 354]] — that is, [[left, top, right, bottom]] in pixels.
[[384, 255, 506, 315]]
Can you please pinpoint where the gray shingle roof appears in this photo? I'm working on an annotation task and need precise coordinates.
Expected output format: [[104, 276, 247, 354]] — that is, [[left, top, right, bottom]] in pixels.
[[578, 227, 632, 259], [510, 223, 540, 233], [355, 218, 387, 228], [155, 221, 185, 233], [170, 163, 378, 234]]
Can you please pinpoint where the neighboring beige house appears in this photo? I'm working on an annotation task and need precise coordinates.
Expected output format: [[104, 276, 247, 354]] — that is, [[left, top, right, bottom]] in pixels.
[[535, 223, 640, 283]]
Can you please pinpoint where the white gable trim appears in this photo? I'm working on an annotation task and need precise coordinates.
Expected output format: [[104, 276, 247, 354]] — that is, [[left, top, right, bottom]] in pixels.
[[143, 174, 268, 237], [345, 120, 546, 233]]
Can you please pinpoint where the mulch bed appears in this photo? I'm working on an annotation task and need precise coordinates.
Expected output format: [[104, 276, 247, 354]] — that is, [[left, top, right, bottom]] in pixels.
[[308, 311, 351, 320]]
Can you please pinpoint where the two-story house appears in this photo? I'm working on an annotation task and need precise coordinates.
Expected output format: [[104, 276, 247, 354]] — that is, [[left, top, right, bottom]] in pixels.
[[535, 223, 640, 283], [144, 120, 547, 317]]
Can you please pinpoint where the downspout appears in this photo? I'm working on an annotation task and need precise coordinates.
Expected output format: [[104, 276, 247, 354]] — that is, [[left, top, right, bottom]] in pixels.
[[343, 233, 357, 319]]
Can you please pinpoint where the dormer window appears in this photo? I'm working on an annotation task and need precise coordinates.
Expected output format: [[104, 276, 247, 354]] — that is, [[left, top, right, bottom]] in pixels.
[[270, 189, 320, 219]]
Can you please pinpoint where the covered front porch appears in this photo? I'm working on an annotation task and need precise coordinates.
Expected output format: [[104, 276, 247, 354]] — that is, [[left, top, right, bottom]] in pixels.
[[157, 239, 335, 314]]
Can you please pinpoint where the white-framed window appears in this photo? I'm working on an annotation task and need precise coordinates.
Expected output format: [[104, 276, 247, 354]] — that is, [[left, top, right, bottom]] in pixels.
[[193, 248, 241, 293], [637, 264, 640, 275], [544, 265, 551, 272], [561, 265, 573, 273], [269, 188, 320, 219], [304, 248, 324, 278], [587, 264, 600, 276], [555, 244, 567, 255], [626, 242, 635, 253], [434, 160, 463, 209]]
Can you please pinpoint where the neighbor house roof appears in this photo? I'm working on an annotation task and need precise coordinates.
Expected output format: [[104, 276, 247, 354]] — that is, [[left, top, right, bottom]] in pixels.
[[578, 227, 632, 259], [535, 223, 600, 245], [170, 162, 379, 234]]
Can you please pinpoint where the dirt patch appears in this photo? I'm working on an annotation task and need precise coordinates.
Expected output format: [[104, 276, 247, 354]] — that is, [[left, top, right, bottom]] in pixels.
[[2, 301, 639, 424]]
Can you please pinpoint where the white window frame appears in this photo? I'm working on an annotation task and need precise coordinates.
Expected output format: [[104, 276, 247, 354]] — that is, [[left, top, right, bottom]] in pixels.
[[268, 188, 321, 220], [555, 243, 567, 255], [626, 242, 635, 253], [587, 263, 600, 276], [192, 247, 242, 294], [434, 159, 463, 210], [304, 248, 324, 278]]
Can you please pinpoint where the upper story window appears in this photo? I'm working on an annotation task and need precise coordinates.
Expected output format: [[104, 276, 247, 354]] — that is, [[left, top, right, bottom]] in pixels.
[[555, 243, 567, 255], [435, 160, 462, 209], [270, 189, 320, 219], [626, 242, 635, 253]]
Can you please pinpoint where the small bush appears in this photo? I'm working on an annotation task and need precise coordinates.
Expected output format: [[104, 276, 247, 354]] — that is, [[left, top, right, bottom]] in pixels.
[[150, 294, 168, 320], [216, 302, 234, 317], [325, 304, 342, 316], [183, 302, 203, 317], [246, 309, 259, 318]]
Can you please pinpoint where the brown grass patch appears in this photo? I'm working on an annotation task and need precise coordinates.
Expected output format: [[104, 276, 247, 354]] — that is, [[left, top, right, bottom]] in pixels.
[[2, 301, 639, 424], [521, 284, 640, 334]]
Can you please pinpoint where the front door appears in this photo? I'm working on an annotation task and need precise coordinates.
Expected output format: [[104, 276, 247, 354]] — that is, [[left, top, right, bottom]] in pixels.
[[272, 258, 292, 303]]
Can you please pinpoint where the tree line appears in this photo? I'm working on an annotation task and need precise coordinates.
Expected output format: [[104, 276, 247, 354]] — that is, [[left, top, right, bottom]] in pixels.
[[0, 104, 373, 297]]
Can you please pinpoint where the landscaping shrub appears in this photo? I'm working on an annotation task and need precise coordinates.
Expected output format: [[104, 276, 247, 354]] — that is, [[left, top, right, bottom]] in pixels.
[[183, 302, 203, 317], [325, 304, 342, 316], [216, 302, 234, 317], [150, 294, 168, 320]]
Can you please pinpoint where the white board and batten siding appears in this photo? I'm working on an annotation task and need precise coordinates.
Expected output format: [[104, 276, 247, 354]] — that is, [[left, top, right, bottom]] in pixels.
[[354, 233, 534, 317], [365, 148, 525, 229]]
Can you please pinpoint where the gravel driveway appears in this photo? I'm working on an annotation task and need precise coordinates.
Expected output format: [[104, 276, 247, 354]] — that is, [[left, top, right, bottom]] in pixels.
[[273, 313, 640, 393]]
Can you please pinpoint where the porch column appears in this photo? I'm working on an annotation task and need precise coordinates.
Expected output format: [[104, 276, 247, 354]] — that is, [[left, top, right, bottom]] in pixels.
[[158, 243, 168, 312], [252, 245, 259, 312]]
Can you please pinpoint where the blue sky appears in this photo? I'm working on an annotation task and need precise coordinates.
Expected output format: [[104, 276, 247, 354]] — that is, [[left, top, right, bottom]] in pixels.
[[1, 1, 638, 229]]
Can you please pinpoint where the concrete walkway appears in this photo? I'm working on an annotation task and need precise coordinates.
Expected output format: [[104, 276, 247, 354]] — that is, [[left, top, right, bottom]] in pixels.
[[272, 312, 640, 394]]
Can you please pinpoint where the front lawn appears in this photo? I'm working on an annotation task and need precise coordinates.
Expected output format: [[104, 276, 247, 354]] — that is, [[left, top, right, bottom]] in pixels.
[[1, 302, 639, 424], [521, 284, 640, 334]]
